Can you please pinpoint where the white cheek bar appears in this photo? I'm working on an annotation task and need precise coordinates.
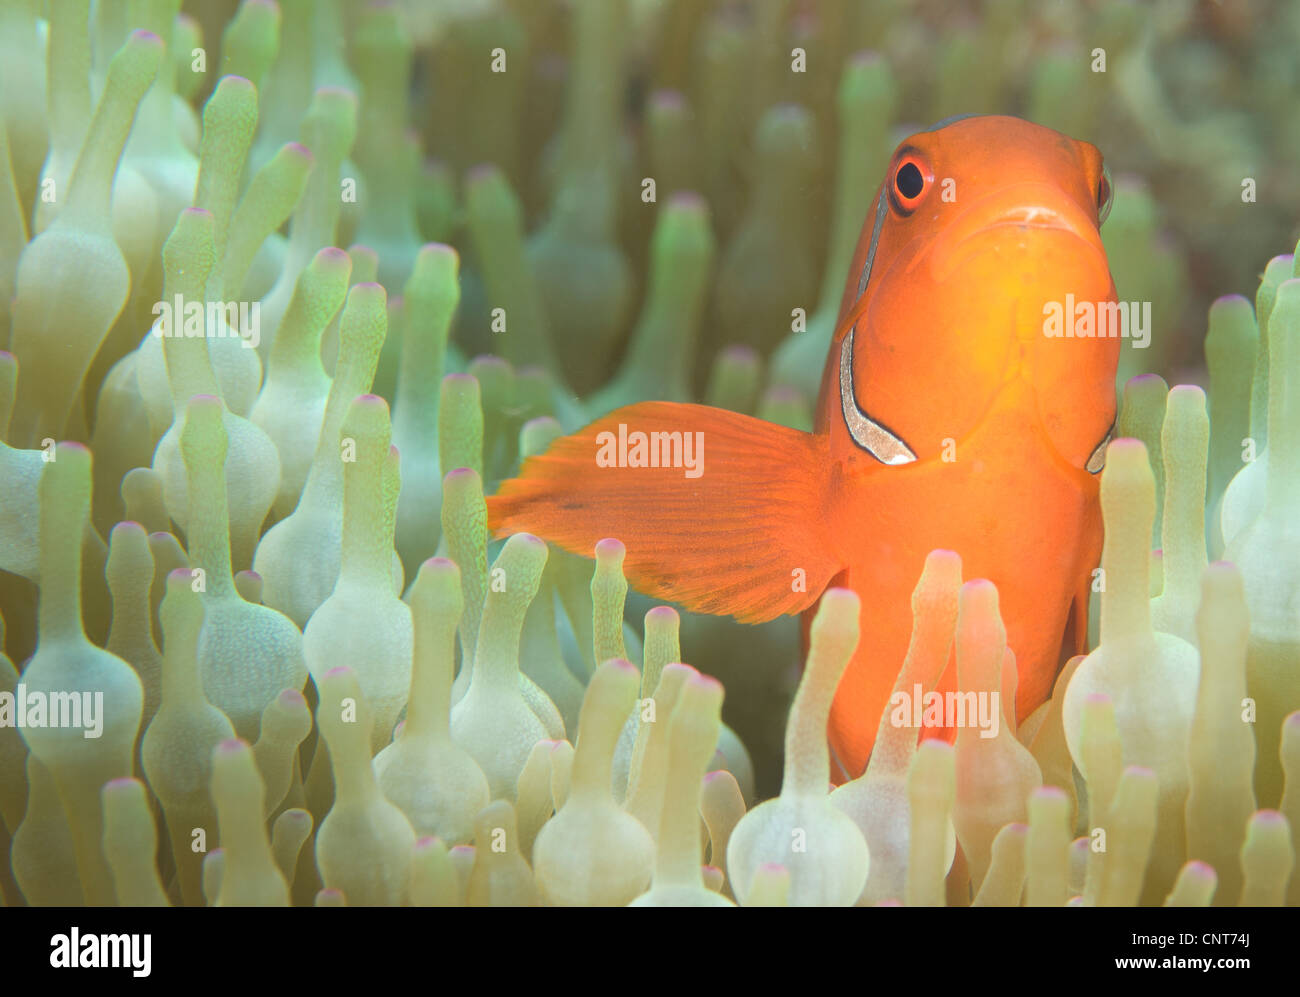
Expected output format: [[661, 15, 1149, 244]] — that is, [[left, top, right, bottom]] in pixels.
[[1085, 422, 1112, 474], [839, 328, 918, 465]]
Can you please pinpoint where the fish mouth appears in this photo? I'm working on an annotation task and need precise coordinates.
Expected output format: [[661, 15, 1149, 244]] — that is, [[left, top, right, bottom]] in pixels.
[[925, 183, 1107, 282]]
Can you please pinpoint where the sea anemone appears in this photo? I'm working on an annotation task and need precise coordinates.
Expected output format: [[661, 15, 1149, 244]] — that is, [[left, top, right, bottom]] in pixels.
[[0, 0, 1297, 911]]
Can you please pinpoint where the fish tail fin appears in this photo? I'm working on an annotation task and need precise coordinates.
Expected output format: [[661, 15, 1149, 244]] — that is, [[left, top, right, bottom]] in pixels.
[[488, 402, 840, 624]]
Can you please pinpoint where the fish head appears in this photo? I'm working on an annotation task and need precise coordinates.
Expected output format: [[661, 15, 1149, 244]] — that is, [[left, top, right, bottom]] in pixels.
[[825, 114, 1119, 476]]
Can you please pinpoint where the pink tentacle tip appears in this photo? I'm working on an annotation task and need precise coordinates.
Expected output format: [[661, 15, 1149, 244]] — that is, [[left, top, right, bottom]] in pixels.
[[218, 74, 256, 91], [315, 85, 357, 102], [650, 89, 685, 110], [595, 537, 626, 559], [104, 777, 137, 791], [769, 101, 808, 118], [324, 666, 353, 680], [1206, 293, 1248, 309], [216, 738, 246, 754], [523, 414, 562, 435], [443, 466, 477, 484], [702, 770, 730, 786], [278, 689, 307, 708], [1107, 436, 1147, 458], [667, 188, 707, 212], [608, 658, 639, 678], [687, 673, 723, 695], [420, 243, 459, 265], [763, 385, 801, 404], [1251, 809, 1287, 827], [718, 343, 759, 365], [465, 163, 500, 185], [470, 353, 509, 372], [1129, 372, 1165, 388], [820, 587, 859, 610]]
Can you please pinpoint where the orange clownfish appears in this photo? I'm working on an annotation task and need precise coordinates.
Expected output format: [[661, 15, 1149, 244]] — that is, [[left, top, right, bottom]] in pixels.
[[488, 114, 1119, 780]]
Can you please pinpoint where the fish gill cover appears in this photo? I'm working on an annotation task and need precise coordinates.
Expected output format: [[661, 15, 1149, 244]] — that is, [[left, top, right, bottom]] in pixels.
[[0, 0, 1295, 946]]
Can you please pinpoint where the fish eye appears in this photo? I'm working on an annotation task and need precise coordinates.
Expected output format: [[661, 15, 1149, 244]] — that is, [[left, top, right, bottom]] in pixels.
[[896, 162, 924, 198], [888, 153, 931, 215], [1096, 163, 1113, 225]]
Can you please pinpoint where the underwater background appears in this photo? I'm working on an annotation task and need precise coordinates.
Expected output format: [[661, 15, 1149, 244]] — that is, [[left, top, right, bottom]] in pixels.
[[0, 0, 1297, 907]]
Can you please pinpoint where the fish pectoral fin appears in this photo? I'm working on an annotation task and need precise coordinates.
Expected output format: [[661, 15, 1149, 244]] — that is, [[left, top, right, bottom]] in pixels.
[[487, 401, 839, 624]]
